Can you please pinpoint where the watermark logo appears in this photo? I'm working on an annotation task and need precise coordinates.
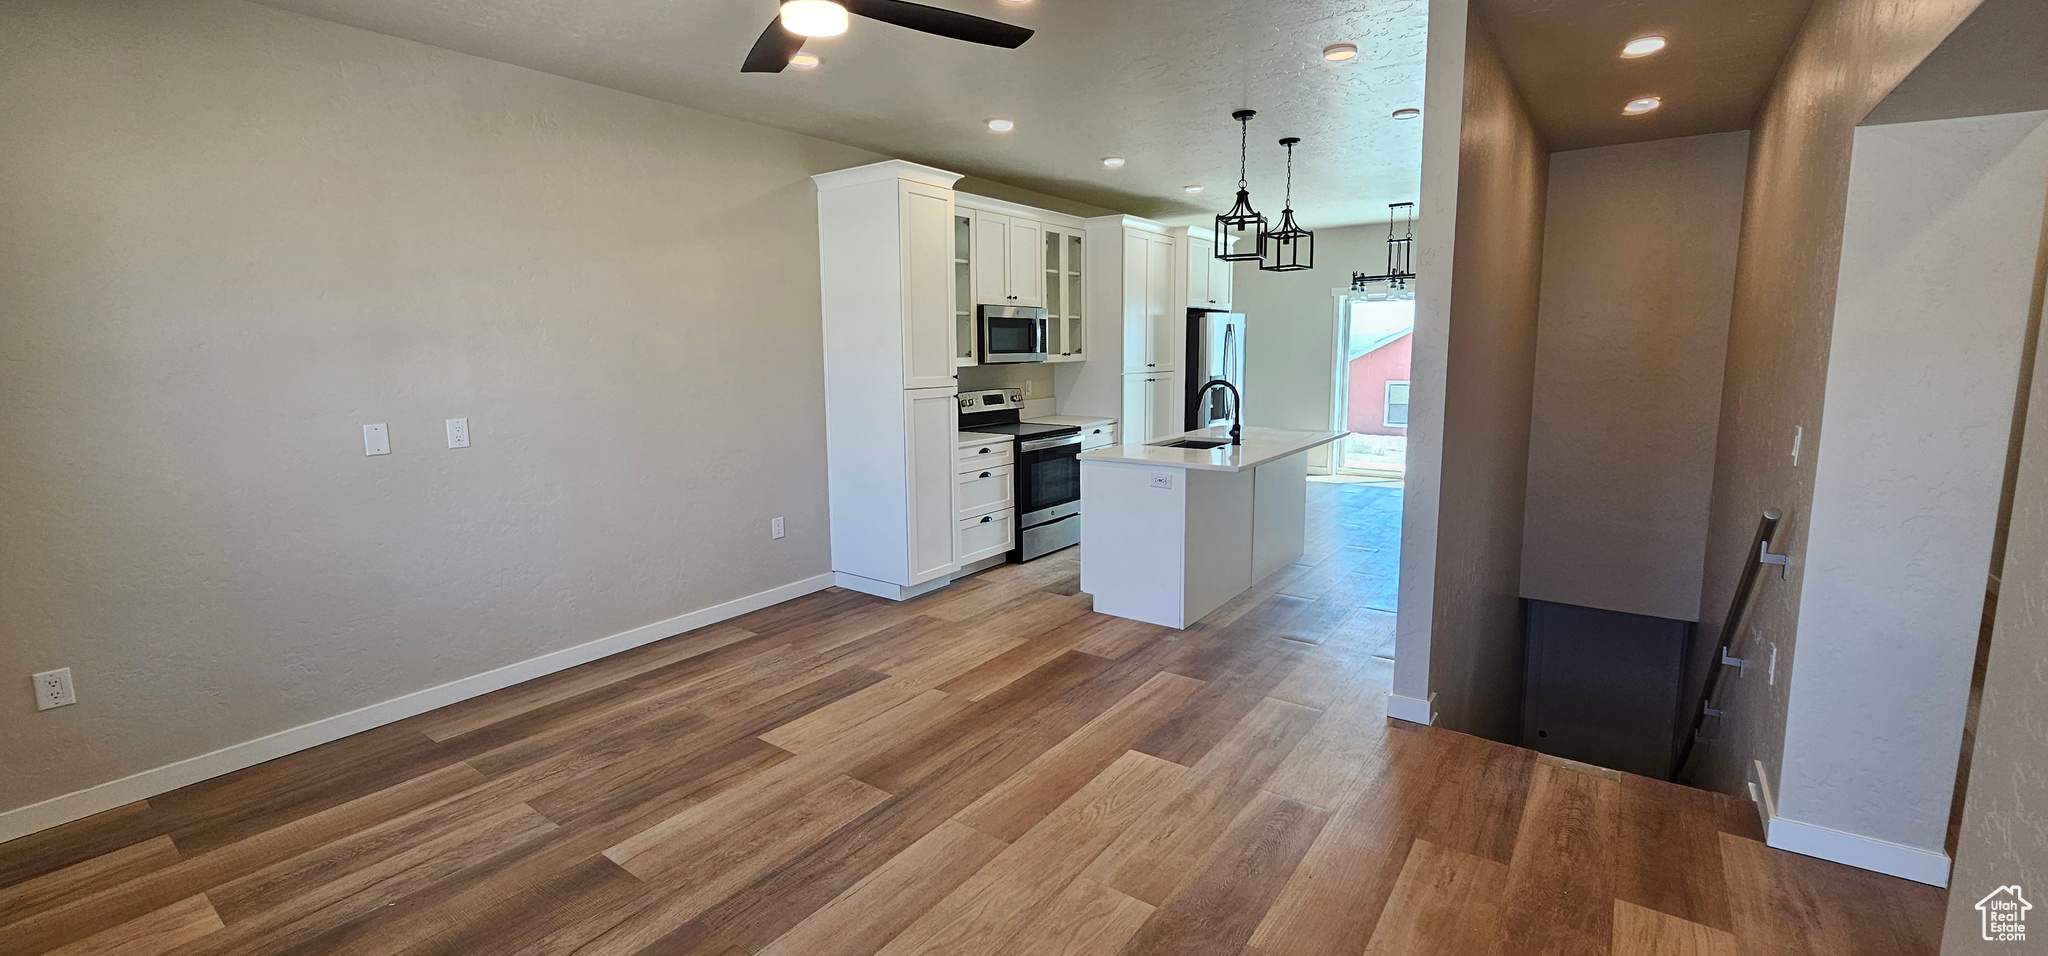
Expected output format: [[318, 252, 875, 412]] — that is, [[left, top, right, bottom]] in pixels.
[[1975, 885, 2031, 943]]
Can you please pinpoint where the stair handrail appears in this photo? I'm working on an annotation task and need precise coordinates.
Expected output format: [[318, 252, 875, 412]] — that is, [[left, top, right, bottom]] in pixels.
[[1670, 508, 1783, 782]]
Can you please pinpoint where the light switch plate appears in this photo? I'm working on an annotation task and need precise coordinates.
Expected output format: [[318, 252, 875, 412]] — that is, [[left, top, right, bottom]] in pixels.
[[363, 423, 390, 456], [446, 418, 470, 449]]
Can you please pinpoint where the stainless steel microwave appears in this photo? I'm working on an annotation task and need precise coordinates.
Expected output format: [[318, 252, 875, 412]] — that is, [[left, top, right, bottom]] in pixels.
[[978, 305, 1049, 364]]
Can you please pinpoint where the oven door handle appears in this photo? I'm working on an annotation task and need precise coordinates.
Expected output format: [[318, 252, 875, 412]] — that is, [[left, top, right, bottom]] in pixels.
[[1020, 434, 1083, 453]]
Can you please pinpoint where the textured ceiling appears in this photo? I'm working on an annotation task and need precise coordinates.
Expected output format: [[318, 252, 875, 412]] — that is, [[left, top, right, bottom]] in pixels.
[[1864, 0, 2048, 127], [1474, 0, 1815, 152], [252, 0, 1429, 228]]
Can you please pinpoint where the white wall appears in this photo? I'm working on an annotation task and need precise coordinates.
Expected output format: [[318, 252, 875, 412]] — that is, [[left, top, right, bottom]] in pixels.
[[1393, 4, 1550, 740], [1773, 110, 2048, 875], [0, 0, 885, 821], [1519, 132, 1747, 622]]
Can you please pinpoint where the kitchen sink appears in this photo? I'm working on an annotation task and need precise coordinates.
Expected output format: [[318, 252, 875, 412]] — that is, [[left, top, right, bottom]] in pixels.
[[1150, 438, 1233, 450]]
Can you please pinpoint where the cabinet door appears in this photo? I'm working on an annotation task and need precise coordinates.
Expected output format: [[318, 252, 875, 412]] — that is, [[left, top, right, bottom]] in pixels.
[[1149, 371, 1182, 438], [954, 213, 976, 365], [1187, 236, 1213, 306], [906, 389, 959, 583], [973, 211, 1010, 304], [901, 184, 957, 390], [1121, 231, 1149, 373], [1207, 253, 1233, 309], [1064, 232, 1085, 360], [1144, 234, 1175, 372], [1008, 218, 1045, 306], [1123, 374, 1151, 441]]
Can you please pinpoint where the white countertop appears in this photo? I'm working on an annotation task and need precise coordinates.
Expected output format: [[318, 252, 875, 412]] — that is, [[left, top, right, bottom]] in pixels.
[[957, 430, 1013, 447], [1079, 426, 1345, 473]]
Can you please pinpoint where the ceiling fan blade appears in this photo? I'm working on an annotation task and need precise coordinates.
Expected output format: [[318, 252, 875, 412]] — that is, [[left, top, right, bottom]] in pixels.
[[741, 18, 806, 72], [841, 0, 1033, 48]]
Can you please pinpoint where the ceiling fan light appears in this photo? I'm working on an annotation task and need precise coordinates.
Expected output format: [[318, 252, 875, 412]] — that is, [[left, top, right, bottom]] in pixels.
[[779, 0, 849, 38]]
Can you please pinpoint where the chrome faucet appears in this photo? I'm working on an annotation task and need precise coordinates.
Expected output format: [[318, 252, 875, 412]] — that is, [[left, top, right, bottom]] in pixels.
[[1195, 379, 1242, 445]]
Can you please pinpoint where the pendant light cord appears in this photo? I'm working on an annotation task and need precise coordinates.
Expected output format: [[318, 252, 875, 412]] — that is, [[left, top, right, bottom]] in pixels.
[[1237, 116, 1249, 189], [1283, 141, 1293, 208]]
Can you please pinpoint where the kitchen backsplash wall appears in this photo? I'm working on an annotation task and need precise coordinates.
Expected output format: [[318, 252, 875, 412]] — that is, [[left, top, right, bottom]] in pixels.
[[958, 364, 1058, 419]]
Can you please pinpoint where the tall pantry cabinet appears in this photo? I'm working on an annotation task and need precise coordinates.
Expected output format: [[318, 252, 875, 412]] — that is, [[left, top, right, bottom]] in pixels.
[[815, 161, 963, 600], [1055, 216, 1182, 441]]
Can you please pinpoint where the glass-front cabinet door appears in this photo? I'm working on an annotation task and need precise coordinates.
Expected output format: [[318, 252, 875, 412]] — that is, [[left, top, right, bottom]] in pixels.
[[954, 213, 976, 366], [1042, 227, 1086, 362]]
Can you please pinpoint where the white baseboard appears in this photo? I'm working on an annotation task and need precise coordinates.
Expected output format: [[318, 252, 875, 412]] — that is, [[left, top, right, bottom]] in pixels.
[[1387, 691, 1436, 726], [1749, 758, 1951, 887], [832, 571, 954, 601], [0, 572, 836, 845]]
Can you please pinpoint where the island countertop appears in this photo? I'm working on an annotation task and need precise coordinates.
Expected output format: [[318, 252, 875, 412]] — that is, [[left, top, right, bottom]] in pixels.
[[1079, 425, 1345, 473]]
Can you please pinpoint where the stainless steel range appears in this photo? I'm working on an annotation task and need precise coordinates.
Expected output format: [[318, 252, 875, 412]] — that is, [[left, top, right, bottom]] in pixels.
[[958, 388, 1081, 561]]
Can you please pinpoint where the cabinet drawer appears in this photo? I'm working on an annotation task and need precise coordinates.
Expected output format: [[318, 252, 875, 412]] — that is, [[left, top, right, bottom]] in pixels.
[[957, 464, 1015, 519], [1080, 423, 1117, 451], [957, 510, 1016, 564], [957, 439, 1015, 470]]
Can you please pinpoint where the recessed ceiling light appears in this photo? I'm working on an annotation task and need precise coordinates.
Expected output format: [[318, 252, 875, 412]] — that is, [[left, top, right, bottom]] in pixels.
[[986, 118, 1015, 133], [1620, 36, 1667, 58], [1623, 96, 1662, 115], [779, 0, 849, 38], [788, 52, 820, 69], [1391, 108, 1421, 120], [1101, 156, 1126, 169], [1184, 184, 1205, 194], [1322, 43, 1358, 62]]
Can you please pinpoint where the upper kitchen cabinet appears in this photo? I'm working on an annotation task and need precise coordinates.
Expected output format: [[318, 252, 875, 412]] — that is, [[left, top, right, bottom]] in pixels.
[[1044, 226, 1085, 362], [1117, 228, 1176, 374], [969, 208, 1044, 307], [1056, 214, 1177, 425], [816, 161, 960, 391], [1185, 233, 1238, 310], [953, 212, 975, 366]]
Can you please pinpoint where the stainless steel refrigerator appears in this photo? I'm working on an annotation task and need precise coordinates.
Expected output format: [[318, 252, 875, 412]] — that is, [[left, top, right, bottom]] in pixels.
[[1185, 309, 1247, 431]]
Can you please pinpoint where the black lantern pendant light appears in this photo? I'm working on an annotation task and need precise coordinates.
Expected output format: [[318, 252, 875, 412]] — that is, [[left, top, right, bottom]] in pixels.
[[1259, 137, 1314, 272], [1214, 110, 1266, 261], [1353, 202, 1417, 291]]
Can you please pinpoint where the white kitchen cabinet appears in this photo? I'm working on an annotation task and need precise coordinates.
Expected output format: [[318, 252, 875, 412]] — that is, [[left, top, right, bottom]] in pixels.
[[816, 160, 965, 600], [1118, 230, 1176, 374], [971, 210, 1044, 307], [956, 510, 1016, 566], [956, 464, 1015, 519], [1185, 233, 1235, 310], [1044, 226, 1086, 362], [1123, 371, 1182, 442], [953, 213, 976, 367], [906, 389, 961, 583]]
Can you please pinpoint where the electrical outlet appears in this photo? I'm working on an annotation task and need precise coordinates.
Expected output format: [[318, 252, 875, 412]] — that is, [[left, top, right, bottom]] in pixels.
[[363, 423, 390, 456], [1023, 380, 1035, 397], [771, 517, 785, 540], [1768, 643, 1779, 685], [33, 668, 75, 711], [446, 418, 470, 449], [1149, 473, 1173, 489], [1791, 426, 1802, 466]]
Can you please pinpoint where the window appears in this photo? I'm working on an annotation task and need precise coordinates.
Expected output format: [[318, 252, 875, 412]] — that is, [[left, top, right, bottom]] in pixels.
[[1384, 381, 1410, 427]]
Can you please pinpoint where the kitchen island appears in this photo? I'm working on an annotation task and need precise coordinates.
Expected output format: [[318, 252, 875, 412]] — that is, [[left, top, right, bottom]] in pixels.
[[1079, 425, 1345, 628]]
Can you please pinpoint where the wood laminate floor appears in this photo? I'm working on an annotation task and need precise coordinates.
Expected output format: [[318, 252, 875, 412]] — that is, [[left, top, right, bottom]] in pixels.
[[1, 484, 1946, 955]]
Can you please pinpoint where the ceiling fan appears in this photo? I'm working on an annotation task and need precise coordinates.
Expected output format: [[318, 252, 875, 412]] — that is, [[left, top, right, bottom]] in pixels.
[[743, 0, 1034, 73]]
